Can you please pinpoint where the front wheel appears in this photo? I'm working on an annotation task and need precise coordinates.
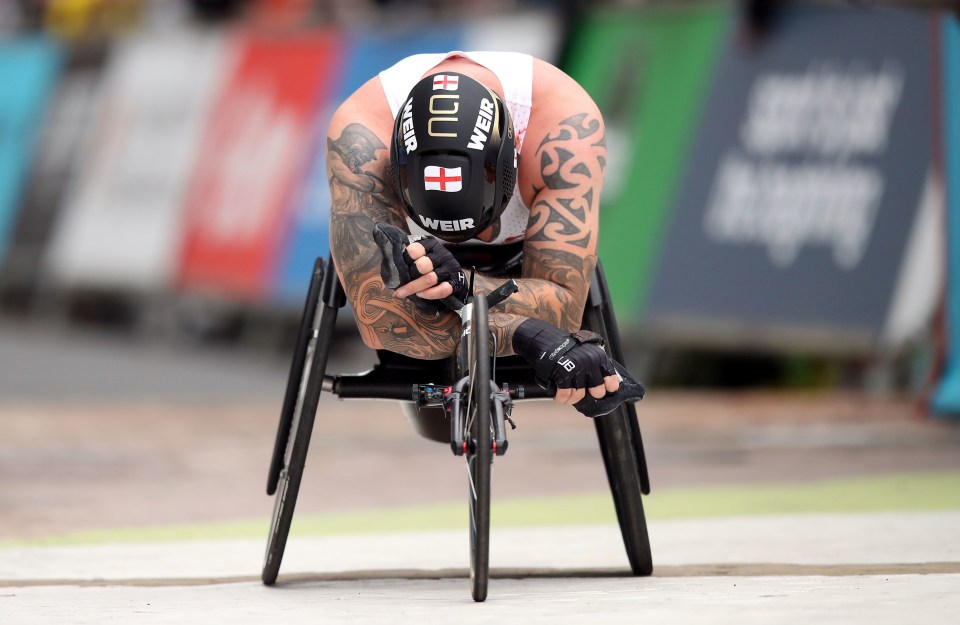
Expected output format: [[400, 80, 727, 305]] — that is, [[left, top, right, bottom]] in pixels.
[[465, 293, 492, 602]]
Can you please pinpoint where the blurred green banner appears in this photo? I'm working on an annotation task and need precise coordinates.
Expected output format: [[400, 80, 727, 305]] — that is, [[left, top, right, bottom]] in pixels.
[[564, 6, 730, 322]]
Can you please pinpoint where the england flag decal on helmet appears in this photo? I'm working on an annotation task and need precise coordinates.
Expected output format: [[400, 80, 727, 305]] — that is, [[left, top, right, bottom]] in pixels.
[[423, 166, 462, 192], [432, 75, 459, 91]]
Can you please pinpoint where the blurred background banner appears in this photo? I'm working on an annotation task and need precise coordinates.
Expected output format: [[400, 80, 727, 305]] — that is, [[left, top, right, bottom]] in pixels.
[[0, 42, 107, 306], [642, 5, 938, 356], [932, 15, 960, 415], [44, 29, 227, 293], [0, 37, 61, 267], [177, 29, 335, 302], [564, 5, 730, 323]]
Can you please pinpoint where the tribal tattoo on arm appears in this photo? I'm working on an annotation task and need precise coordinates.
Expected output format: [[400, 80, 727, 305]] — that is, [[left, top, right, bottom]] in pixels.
[[327, 122, 460, 359], [525, 113, 604, 329], [482, 112, 605, 339]]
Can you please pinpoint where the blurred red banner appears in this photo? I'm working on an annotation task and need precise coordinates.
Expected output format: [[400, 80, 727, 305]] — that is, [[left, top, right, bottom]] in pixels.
[[178, 29, 340, 301]]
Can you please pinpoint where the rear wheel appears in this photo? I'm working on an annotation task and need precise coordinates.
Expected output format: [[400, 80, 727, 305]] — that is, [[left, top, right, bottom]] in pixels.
[[262, 265, 337, 586], [465, 294, 492, 602], [267, 259, 324, 495], [593, 407, 653, 575], [582, 301, 653, 576]]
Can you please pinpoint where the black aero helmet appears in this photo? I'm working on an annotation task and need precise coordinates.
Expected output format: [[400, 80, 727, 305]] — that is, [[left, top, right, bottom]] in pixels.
[[390, 71, 517, 243]]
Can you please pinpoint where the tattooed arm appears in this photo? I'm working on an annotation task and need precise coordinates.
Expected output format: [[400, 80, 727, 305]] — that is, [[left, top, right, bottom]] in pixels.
[[326, 81, 464, 359], [479, 64, 605, 348]]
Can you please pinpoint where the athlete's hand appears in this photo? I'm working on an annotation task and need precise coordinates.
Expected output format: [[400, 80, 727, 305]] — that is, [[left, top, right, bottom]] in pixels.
[[394, 236, 467, 305], [572, 359, 645, 418], [372, 223, 467, 312], [512, 318, 644, 417]]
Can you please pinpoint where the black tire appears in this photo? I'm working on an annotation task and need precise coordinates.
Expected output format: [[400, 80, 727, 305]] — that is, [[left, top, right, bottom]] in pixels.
[[582, 302, 653, 576], [267, 259, 324, 496], [593, 264, 650, 495], [465, 294, 492, 602], [262, 275, 337, 586]]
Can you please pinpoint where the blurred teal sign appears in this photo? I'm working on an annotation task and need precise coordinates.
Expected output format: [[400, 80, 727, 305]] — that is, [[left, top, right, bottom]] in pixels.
[[0, 37, 60, 262], [932, 16, 960, 417]]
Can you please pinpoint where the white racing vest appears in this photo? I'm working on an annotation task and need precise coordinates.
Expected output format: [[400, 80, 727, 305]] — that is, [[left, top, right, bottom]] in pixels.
[[379, 51, 533, 246]]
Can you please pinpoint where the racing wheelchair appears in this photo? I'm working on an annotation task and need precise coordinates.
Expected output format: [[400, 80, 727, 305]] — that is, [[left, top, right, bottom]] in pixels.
[[262, 250, 652, 602]]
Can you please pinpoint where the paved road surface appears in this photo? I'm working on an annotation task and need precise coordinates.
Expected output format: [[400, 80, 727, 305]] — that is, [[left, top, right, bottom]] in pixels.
[[3, 513, 959, 623]]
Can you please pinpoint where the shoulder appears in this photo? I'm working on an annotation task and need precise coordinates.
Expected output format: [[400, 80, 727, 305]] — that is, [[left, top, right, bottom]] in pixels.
[[327, 76, 395, 149], [529, 58, 603, 134], [326, 76, 404, 212], [516, 59, 605, 203]]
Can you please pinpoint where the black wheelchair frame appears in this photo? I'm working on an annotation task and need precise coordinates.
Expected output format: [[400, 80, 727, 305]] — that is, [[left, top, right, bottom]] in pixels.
[[262, 255, 653, 601]]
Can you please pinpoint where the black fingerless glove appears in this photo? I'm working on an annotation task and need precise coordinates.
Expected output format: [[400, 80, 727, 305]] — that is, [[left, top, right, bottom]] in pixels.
[[512, 318, 645, 418], [414, 237, 468, 308], [372, 223, 467, 314], [573, 360, 645, 418], [512, 319, 611, 388]]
